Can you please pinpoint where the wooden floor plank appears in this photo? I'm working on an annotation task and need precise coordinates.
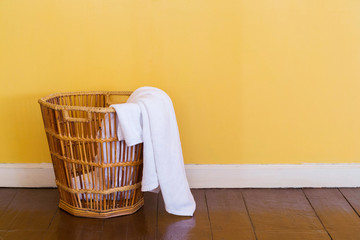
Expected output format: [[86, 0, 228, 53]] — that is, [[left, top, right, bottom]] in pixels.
[[0, 230, 6, 240], [157, 190, 212, 240], [0, 189, 58, 231], [0, 189, 17, 219], [304, 188, 360, 240], [101, 192, 158, 240], [3, 230, 46, 240], [45, 208, 103, 240], [206, 189, 255, 240], [242, 189, 330, 240], [339, 188, 360, 216], [255, 230, 330, 240]]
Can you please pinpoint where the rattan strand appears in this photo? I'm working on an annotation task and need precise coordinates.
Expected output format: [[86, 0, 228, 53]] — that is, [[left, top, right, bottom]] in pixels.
[[59, 198, 144, 218], [50, 151, 142, 168], [56, 180, 141, 195], [45, 129, 118, 143]]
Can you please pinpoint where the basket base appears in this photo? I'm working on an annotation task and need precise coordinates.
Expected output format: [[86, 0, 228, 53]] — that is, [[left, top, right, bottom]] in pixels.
[[59, 198, 144, 218]]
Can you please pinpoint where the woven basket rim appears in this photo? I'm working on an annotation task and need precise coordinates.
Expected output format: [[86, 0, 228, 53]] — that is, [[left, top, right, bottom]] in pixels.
[[38, 91, 132, 112]]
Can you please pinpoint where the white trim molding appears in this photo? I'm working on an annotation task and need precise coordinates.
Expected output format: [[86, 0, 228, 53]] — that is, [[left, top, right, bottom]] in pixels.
[[185, 164, 360, 188], [0, 163, 360, 188], [0, 163, 56, 188]]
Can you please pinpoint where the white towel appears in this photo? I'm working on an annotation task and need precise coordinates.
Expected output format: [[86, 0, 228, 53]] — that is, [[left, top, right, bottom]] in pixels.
[[111, 103, 143, 146], [112, 87, 196, 216]]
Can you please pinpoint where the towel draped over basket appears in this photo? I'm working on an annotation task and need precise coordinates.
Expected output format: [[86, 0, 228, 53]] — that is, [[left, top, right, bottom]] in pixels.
[[111, 87, 196, 216]]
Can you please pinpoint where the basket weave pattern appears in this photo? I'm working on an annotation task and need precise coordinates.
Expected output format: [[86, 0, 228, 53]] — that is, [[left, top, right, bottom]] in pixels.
[[39, 91, 144, 218]]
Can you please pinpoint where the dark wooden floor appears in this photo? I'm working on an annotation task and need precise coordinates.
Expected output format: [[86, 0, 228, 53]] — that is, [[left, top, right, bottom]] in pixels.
[[0, 188, 360, 240]]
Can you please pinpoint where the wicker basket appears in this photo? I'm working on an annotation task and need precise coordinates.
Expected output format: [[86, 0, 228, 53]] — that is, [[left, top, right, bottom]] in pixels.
[[38, 91, 144, 218]]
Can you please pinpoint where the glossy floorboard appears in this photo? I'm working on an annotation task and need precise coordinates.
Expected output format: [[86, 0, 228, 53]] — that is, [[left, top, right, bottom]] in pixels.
[[0, 188, 360, 240]]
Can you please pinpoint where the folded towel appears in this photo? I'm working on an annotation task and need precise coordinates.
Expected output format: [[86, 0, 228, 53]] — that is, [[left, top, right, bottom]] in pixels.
[[112, 87, 196, 216], [111, 103, 143, 146]]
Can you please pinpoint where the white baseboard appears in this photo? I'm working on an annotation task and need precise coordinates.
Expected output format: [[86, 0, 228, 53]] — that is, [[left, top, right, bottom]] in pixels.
[[0, 163, 56, 188], [185, 164, 360, 188], [0, 163, 359, 188]]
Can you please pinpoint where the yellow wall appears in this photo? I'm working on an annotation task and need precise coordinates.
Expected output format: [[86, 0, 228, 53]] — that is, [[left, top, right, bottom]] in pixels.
[[1, 0, 360, 164]]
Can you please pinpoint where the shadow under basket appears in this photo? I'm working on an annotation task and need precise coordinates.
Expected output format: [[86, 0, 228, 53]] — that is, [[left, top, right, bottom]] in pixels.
[[38, 91, 144, 218]]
